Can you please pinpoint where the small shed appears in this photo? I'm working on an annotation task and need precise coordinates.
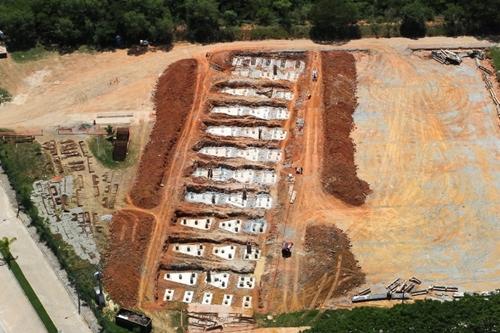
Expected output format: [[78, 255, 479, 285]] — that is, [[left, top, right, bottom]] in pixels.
[[112, 127, 130, 161], [116, 127, 130, 141], [112, 140, 128, 161]]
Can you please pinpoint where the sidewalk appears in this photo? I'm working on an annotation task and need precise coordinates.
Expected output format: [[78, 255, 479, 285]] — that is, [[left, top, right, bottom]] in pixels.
[[0, 262, 46, 333], [0, 177, 92, 333]]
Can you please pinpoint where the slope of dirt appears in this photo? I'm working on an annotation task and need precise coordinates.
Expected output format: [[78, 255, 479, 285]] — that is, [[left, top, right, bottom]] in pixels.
[[301, 224, 365, 307], [130, 59, 198, 209], [320, 51, 371, 206], [103, 210, 155, 307]]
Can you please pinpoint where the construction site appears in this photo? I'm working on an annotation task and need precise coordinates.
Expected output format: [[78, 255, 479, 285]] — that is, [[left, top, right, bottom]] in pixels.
[[0, 37, 499, 332]]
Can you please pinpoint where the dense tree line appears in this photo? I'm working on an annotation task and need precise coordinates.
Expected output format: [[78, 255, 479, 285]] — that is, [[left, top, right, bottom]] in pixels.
[[0, 0, 499, 50], [306, 294, 500, 332], [263, 294, 500, 333]]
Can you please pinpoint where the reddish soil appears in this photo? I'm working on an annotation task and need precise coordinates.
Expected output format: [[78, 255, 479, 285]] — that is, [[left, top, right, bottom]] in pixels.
[[207, 50, 234, 70], [130, 59, 198, 209], [103, 210, 155, 307], [320, 51, 371, 206], [301, 224, 365, 307]]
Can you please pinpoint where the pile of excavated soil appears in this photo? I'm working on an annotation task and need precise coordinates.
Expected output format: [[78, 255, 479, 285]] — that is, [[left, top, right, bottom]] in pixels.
[[301, 224, 365, 306], [320, 51, 371, 206], [130, 59, 198, 209], [103, 210, 155, 307]]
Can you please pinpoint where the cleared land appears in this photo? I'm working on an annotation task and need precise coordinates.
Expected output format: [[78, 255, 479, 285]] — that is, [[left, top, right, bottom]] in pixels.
[[0, 37, 498, 332]]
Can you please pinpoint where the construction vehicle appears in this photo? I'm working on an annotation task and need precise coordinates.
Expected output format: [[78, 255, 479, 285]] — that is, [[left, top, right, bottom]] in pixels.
[[281, 241, 294, 258], [312, 69, 318, 81]]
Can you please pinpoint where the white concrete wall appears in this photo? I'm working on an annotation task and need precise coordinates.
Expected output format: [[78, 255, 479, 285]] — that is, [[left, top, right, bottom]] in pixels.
[[206, 126, 286, 141], [193, 167, 277, 185], [198, 146, 282, 163], [185, 191, 273, 209], [211, 105, 289, 120]]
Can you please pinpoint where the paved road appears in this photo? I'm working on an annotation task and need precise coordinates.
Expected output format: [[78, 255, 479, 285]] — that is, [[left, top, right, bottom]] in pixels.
[[0, 177, 92, 333], [0, 262, 46, 332]]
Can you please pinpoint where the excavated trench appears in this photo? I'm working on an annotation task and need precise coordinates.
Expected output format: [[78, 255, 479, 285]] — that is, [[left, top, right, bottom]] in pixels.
[[159, 264, 255, 275], [193, 139, 280, 150], [202, 118, 283, 128], [213, 79, 291, 90], [217, 86, 294, 101], [173, 209, 265, 220]]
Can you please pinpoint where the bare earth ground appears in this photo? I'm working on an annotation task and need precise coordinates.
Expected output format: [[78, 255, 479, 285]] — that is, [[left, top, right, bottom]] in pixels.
[[0, 37, 498, 331]]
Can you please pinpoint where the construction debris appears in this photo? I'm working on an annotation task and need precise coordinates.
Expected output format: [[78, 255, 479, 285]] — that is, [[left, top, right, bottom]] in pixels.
[[431, 49, 462, 65]]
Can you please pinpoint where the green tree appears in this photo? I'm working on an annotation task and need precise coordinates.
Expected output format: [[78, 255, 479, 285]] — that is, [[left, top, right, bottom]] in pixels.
[[400, 1, 433, 38], [0, 4, 36, 50], [0, 237, 17, 266], [122, 11, 150, 42], [309, 0, 359, 40], [184, 0, 221, 43], [443, 4, 466, 36]]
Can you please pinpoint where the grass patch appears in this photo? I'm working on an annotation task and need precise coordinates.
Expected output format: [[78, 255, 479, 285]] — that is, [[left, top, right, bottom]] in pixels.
[[10, 45, 53, 63], [490, 47, 500, 68], [488, 47, 500, 81], [0, 140, 130, 333], [0, 247, 58, 333], [0, 87, 12, 104], [88, 135, 136, 169]]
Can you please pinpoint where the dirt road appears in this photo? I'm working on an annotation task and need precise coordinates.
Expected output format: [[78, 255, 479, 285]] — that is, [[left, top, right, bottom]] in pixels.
[[0, 37, 491, 130]]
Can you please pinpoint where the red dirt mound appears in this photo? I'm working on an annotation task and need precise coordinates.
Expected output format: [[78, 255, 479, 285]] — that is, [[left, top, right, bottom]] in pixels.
[[302, 224, 365, 305], [321, 51, 371, 206], [130, 59, 198, 209], [103, 210, 155, 307]]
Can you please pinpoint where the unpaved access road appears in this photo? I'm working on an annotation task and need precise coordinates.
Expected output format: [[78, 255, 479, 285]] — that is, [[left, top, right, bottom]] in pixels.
[[0, 176, 92, 333], [0, 37, 491, 130]]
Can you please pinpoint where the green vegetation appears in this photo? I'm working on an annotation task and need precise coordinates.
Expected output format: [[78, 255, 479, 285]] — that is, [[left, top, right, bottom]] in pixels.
[[256, 310, 321, 328], [0, 141, 128, 333], [490, 48, 500, 69], [88, 135, 136, 169], [0, 237, 58, 333], [259, 294, 500, 332], [0, 87, 12, 104], [10, 44, 52, 62], [400, 1, 433, 38], [1, 0, 499, 51]]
